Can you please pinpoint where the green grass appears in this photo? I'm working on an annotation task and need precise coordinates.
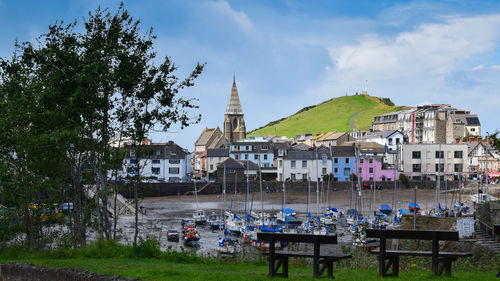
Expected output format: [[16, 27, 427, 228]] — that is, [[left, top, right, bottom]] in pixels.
[[249, 94, 404, 137], [1, 257, 498, 281]]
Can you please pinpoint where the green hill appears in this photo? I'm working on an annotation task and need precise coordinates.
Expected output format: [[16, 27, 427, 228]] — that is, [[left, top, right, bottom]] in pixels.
[[248, 94, 404, 137]]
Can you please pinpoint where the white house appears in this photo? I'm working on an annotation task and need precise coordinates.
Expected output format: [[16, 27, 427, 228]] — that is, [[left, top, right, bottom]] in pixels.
[[120, 141, 192, 182], [363, 130, 404, 152], [277, 147, 331, 181]]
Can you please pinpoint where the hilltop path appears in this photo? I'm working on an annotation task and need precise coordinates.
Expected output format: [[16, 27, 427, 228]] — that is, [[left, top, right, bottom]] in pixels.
[[350, 111, 360, 132]]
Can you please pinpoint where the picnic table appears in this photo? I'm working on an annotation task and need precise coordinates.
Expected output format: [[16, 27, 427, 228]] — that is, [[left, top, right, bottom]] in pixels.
[[366, 229, 472, 277], [257, 233, 351, 278]]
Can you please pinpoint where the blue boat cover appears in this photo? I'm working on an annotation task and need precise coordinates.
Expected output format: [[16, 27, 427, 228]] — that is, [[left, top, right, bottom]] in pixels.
[[399, 209, 411, 215], [438, 203, 445, 212], [408, 202, 420, 209], [328, 207, 338, 212], [233, 213, 241, 220], [246, 215, 253, 221], [282, 208, 294, 214], [380, 204, 392, 211], [261, 225, 279, 232], [308, 212, 314, 219]]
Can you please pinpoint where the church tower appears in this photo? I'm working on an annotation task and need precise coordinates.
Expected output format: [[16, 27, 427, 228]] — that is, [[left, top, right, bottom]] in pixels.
[[224, 76, 246, 142]]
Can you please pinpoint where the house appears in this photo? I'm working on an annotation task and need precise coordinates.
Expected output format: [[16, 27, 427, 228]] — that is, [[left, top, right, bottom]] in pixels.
[[277, 146, 331, 182], [467, 142, 500, 176], [400, 144, 468, 181], [229, 137, 274, 168], [206, 148, 229, 181], [331, 146, 356, 182], [358, 156, 398, 181], [216, 158, 259, 183], [120, 141, 191, 182], [193, 126, 228, 179], [310, 132, 349, 147], [362, 130, 404, 152]]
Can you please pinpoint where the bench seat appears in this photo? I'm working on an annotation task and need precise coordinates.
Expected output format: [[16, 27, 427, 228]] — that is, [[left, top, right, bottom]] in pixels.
[[371, 250, 472, 257], [264, 250, 352, 260]]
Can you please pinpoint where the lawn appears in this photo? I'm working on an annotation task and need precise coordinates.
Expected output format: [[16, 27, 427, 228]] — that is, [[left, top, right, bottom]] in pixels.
[[1, 257, 498, 281]]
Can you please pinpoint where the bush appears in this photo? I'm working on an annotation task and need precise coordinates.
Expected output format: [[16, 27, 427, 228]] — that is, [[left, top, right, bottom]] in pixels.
[[132, 237, 162, 258]]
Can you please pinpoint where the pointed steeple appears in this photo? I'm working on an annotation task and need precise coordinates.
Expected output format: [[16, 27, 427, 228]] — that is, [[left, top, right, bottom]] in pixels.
[[225, 75, 243, 115]]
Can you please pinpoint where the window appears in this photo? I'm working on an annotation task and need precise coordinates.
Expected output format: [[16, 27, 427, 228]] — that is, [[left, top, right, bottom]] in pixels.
[[388, 138, 393, 145], [303, 173, 308, 180], [278, 160, 282, 167], [130, 159, 136, 164], [396, 138, 400, 144], [210, 164, 213, 170], [246, 146, 249, 151], [369, 167, 373, 174], [291, 173, 296, 181], [454, 151, 463, 158], [413, 176, 421, 181], [152, 159, 160, 164], [254, 154, 259, 160], [435, 151, 444, 158], [454, 164, 463, 172], [471, 128, 475, 132], [235, 154, 239, 160], [369, 159, 373, 164], [360, 159, 364, 164], [302, 160, 307, 168], [412, 164, 421, 172], [262, 145, 269, 150], [168, 177, 179, 183], [291, 160, 296, 168], [245, 154, 249, 160], [156, 149, 161, 156], [334, 158, 338, 164], [435, 163, 444, 172], [264, 154, 268, 160], [130, 149, 135, 157], [169, 167, 179, 174], [343, 168, 350, 176], [152, 167, 160, 175], [322, 155, 327, 165], [369, 177, 374, 181], [169, 159, 180, 164], [227, 168, 235, 173], [412, 151, 421, 159], [358, 167, 362, 174], [345, 158, 350, 164], [334, 168, 338, 173], [322, 168, 327, 175]]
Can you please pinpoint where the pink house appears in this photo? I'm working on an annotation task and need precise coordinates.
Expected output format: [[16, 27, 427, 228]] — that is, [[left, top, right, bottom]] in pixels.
[[358, 156, 398, 181]]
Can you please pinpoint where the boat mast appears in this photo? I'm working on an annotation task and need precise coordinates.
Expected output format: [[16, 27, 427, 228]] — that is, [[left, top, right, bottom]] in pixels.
[[316, 148, 320, 218], [194, 181, 199, 210], [223, 164, 226, 227], [245, 161, 249, 216], [259, 156, 263, 221]]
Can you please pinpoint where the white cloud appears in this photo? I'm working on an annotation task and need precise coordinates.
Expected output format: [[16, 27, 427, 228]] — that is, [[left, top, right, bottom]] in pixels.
[[329, 15, 500, 81], [472, 65, 485, 71], [205, 0, 256, 34]]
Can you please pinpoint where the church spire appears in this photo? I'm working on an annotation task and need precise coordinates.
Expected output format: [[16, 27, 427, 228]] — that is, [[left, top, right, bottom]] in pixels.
[[225, 75, 243, 115]]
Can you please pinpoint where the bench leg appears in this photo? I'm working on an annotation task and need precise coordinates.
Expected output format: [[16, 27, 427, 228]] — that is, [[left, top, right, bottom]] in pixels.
[[383, 258, 393, 276], [392, 256, 399, 277], [441, 258, 452, 276], [269, 255, 275, 277], [282, 257, 289, 278], [327, 261, 334, 278]]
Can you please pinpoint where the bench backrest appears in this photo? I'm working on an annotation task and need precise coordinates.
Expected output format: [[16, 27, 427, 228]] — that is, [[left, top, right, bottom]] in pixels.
[[365, 229, 459, 241], [257, 233, 337, 244], [494, 224, 500, 234]]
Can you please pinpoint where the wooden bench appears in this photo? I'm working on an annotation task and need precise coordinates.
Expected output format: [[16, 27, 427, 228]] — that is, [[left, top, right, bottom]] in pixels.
[[366, 229, 473, 277], [257, 233, 351, 278], [494, 224, 500, 236]]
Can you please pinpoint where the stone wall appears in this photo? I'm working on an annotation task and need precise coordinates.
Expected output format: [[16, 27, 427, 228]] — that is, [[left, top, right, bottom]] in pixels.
[[0, 263, 140, 281], [118, 180, 462, 198]]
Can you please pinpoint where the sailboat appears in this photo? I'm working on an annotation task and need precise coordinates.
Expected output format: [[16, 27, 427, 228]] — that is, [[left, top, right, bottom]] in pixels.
[[192, 181, 207, 225]]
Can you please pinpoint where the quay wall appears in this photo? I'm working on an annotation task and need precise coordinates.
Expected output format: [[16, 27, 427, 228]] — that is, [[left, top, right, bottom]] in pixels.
[[119, 180, 464, 198]]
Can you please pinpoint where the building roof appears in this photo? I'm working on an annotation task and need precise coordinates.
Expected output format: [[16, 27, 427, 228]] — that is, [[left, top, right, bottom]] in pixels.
[[312, 132, 347, 142], [125, 141, 187, 159], [331, 146, 355, 157], [195, 127, 216, 146], [225, 76, 244, 115], [207, 148, 229, 157], [284, 150, 316, 160], [465, 117, 480, 126], [291, 143, 311, 151], [216, 157, 259, 170], [364, 130, 402, 139]]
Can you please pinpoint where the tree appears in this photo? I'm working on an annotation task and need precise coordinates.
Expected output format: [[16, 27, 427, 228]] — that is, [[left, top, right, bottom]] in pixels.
[[0, 3, 204, 249]]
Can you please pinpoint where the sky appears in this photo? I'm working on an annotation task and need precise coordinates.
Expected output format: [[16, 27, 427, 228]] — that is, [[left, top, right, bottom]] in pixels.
[[2, 0, 500, 150]]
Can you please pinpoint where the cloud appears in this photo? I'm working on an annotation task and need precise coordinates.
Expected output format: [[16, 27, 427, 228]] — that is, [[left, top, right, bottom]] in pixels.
[[205, 0, 256, 34]]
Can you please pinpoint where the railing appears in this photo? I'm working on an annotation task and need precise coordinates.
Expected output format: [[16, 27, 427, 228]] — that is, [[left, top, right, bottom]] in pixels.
[[477, 219, 493, 236]]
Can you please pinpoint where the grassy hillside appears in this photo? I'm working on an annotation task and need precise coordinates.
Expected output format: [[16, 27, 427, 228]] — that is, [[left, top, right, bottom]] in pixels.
[[249, 94, 404, 137]]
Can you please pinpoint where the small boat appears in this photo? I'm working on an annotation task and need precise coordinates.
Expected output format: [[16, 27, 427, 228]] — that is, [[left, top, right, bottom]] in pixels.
[[217, 237, 240, 254], [181, 218, 196, 233], [167, 230, 180, 242], [193, 209, 207, 225], [408, 202, 420, 212], [379, 204, 392, 215], [207, 212, 223, 230], [183, 225, 200, 247]]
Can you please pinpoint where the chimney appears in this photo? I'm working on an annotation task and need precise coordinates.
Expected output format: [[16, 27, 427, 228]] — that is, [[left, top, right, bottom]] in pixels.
[[486, 136, 491, 144], [468, 136, 473, 142], [478, 136, 482, 143], [455, 137, 460, 144]]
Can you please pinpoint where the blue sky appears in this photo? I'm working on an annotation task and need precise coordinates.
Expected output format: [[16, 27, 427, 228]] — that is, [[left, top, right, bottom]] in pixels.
[[2, 1, 500, 150]]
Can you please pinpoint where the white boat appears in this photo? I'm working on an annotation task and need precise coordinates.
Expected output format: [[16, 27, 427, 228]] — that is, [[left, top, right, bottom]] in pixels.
[[470, 194, 494, 204], [217, 237, 240, 254], [193, 209, 207, 225]]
